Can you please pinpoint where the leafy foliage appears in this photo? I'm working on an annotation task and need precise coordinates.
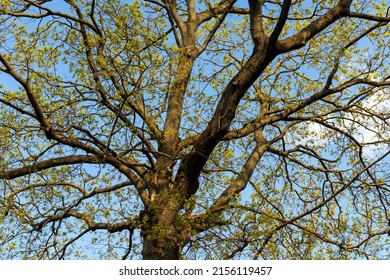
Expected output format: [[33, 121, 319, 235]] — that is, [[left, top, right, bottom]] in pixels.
[[0, 0, 389, 259]]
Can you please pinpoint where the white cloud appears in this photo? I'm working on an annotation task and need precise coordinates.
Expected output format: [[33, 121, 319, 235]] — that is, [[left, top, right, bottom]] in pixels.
[[286, 89, 389, 160]]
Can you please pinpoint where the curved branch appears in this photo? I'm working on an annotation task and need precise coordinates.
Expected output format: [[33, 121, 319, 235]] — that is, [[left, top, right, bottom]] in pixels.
[[32, 209, 139, 234], [0, 53, 53, 139], [276, 0, 352, 53], [209, 130, 268, 213], [347, 9, 390, 23], [3, 0, 101, 34], [0, 155, 101, 180], [269, 0, 292, 46], [195, 0, 237, 56]]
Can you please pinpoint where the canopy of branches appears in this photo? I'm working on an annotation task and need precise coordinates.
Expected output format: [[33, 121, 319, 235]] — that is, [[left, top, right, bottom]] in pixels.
[[0, 0, 389, 259]]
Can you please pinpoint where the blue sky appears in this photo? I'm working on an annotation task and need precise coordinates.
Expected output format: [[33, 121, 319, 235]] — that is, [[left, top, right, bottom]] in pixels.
[[1, 0, 390, 259]]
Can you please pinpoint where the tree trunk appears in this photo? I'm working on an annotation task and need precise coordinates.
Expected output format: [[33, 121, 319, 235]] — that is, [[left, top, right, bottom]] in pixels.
[[141, 224, 182, 260], [140, 175, 193, 260], [140, 197, 190, 260]]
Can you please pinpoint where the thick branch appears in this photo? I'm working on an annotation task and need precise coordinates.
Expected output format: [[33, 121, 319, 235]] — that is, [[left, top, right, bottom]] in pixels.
[[209, 130, 268, 213], [269, 0, 292, 46], [248, 0, 266, 46], [276, 0, 352, 53], [0, 155, 101, 180], [208, 121, 296, 214], [197, 0, 239, 24], [164, 0, 186, 37], [347, 10, 390, 22]]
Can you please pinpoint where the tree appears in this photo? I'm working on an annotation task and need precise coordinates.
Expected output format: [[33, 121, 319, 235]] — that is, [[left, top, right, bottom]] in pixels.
[[0, 0, 389, 260]]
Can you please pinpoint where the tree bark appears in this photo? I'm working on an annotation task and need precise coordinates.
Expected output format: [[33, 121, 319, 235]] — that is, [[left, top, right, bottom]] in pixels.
[[141, 211, 183, 260], [140, 180, 192, 260]]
